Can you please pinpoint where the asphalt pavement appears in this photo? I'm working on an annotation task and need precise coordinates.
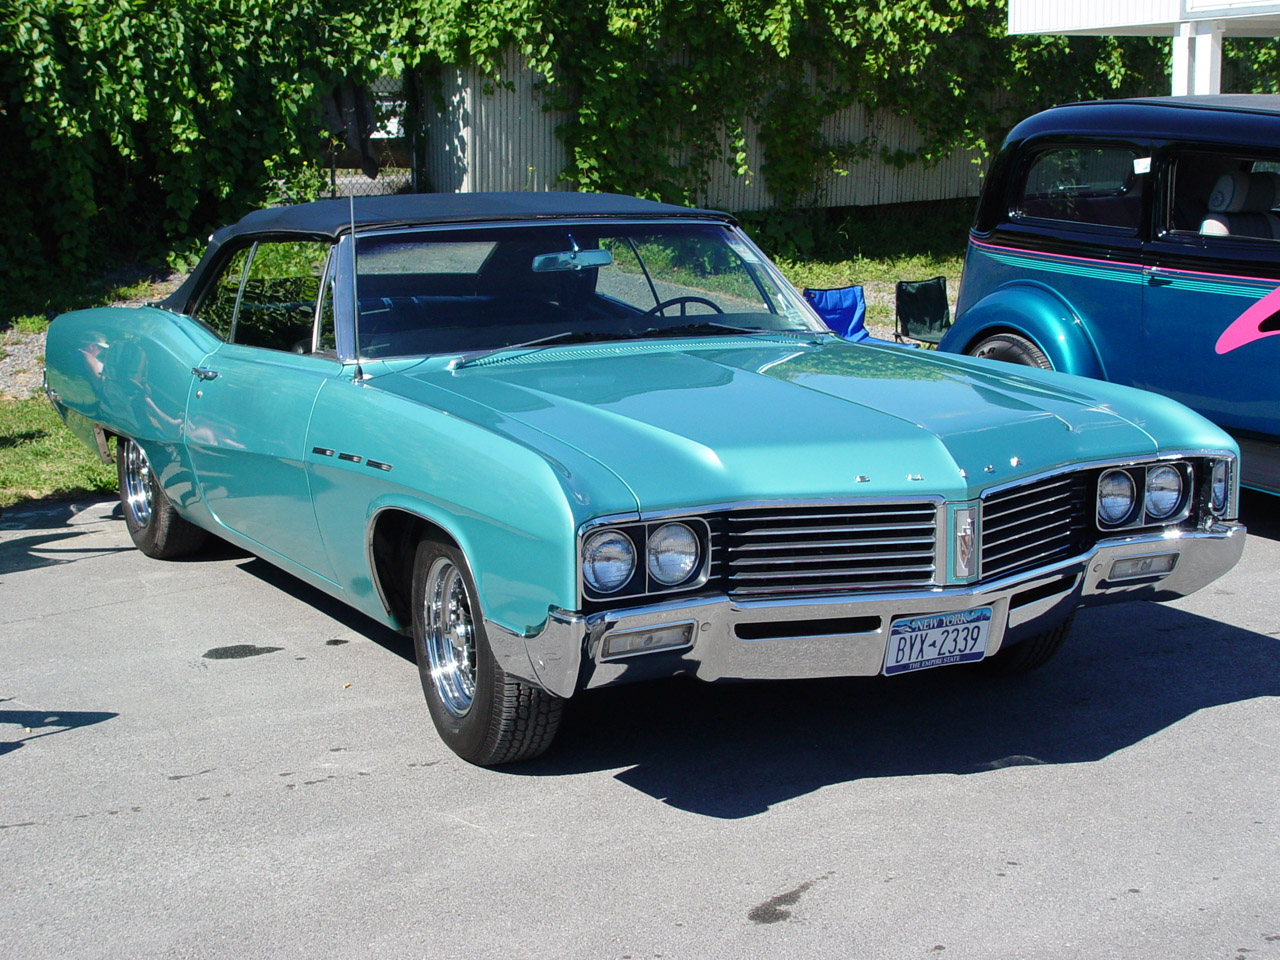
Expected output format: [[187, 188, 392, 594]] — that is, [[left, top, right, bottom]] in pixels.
[[2, 493, 1277, 959]]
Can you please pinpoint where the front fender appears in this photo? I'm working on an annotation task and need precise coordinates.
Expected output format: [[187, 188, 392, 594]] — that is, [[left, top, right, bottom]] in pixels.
[[940, 282, 1107, 380]]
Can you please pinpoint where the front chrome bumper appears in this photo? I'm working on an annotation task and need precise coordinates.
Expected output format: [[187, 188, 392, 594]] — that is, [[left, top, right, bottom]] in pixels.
[[487, 522, 1245, 698]]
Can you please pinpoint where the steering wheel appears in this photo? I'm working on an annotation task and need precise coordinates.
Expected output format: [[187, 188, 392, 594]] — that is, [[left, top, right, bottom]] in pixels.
[[643, 296, 724, 316]]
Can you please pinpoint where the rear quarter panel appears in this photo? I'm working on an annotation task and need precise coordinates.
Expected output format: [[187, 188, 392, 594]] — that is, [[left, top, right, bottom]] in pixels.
[[45, 306, 220, 512]]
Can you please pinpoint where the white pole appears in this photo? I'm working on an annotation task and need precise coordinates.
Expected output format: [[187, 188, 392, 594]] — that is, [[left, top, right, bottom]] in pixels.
[[1172, 19, 1225, 96]]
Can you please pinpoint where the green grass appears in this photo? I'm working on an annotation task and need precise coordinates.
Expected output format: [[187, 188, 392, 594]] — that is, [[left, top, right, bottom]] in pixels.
[[746, 199, 971, 332], [0, 398, 116, 509]]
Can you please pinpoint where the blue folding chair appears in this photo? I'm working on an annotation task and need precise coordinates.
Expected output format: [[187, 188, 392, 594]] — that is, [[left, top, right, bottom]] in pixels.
[[803, 285, 868, 341]]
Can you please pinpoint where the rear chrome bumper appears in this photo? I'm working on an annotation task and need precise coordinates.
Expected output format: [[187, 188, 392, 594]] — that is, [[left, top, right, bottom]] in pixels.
[[487, 522, 1245, 698]]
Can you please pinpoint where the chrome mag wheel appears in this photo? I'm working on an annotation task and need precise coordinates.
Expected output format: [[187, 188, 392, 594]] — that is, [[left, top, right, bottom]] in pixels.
[[121, 440, 155, 528], [423, 557, 478, 716]]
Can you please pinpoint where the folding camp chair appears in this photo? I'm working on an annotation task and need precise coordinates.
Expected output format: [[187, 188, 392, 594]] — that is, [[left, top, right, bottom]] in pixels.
[[803, 285, 869, 341], [894, 276, 951, 346]]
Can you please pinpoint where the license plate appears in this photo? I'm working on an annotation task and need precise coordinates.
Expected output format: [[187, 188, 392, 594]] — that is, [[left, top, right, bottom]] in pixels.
[[883, 607, 992, 676]]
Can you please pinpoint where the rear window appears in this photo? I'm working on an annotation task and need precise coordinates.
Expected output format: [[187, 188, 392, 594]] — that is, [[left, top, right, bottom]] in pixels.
[[1015, 146, 1144, 231]]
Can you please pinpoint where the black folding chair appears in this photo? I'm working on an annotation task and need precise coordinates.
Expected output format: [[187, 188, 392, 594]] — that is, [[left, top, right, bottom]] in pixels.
[[894, 276, 951, 346]]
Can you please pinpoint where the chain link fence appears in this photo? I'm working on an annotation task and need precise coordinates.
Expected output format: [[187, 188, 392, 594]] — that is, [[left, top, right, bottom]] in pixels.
[[326, 74, 417, 197]]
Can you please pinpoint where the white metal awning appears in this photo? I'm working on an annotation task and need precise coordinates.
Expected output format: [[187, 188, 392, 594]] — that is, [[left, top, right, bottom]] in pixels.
[[1008, 1, 1280, 94]]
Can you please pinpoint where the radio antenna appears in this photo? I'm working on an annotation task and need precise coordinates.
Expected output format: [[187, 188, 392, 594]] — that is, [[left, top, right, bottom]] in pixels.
[[349, 186, 363, 381]]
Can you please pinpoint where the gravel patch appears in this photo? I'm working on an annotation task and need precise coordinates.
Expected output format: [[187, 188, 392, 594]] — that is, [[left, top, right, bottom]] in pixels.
[[0, 273, 187, 401], [0, 327, 48, 401]]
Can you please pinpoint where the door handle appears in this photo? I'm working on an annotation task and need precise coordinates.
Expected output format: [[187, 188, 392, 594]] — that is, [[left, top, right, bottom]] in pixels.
[[191, 367, 219, 381], [1142, 266, 1173, 286]]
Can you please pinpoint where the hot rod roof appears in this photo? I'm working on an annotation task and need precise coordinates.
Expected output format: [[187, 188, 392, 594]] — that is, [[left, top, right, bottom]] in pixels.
[[1007, 94, 1280, 144], [162, 191, 733, 315]]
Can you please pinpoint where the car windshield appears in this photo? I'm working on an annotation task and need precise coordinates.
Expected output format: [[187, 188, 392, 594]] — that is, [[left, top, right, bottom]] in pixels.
[[351, 221, 822, 359]]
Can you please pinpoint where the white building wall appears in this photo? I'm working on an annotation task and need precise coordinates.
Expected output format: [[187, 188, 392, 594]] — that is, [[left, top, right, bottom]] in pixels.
[[1009, 0, 1280, 35], [425, 54, 985, 210], [1009, 0, 1181, 35]]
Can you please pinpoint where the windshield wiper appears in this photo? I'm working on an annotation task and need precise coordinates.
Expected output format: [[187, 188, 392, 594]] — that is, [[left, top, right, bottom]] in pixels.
[[450, 330, 636, 369]]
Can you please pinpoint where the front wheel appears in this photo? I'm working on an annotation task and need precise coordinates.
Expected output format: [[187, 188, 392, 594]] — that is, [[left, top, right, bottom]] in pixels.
[[411, 538, 563, 765], [967, 333, 1052, 370], [117, 437, 207, 559]]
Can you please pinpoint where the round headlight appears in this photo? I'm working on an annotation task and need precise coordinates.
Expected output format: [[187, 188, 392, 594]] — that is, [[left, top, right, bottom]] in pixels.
[[1144, 464, 1183, 520], [1211, 460, 1229, 514], [646, 522, 700, 586], [1098, 469, 1136, 525], [582, 530, 636, 593]]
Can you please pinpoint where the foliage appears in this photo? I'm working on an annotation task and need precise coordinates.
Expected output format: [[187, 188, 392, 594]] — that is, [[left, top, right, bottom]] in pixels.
[[0, 1, 410, 309], [12, 0, 1280, 309], [521, 2, 1171, 210], [0, 397, 116, 507]]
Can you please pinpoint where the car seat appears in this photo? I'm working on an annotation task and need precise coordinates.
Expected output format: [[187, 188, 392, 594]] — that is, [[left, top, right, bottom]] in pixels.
[[1200, 171, 1280, 239]]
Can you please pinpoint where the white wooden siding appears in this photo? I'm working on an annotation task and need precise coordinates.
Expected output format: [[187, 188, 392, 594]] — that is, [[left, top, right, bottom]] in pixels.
[[1009, 0, 1280, 35], [425, 53, 985, 210]]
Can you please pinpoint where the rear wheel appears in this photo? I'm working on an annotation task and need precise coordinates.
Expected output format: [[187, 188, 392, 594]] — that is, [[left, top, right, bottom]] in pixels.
[[967, 333, 1052, 370], [981, 616, 1073, 676], [117, 437, 207, 559], [411, 538, 563, 765]]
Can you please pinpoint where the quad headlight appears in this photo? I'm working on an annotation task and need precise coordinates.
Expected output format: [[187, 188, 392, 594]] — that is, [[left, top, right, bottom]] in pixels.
[[646, 522, 700, 585], [582, 529, 636, 593], [1098, 461, 1194, 528], [1098, 469, 1137, 525], [582, 518, 708, 598], [1144, 464, 1183, 520]]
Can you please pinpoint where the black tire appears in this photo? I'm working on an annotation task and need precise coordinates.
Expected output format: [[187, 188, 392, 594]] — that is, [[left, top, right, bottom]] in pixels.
[[116, 437, 208, 559], [981, 616, 1073, 676], [968, 333, 1052, 370], [411, 538, 563, 765]]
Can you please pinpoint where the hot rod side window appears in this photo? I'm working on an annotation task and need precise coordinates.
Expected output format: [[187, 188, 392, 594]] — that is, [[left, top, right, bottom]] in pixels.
[[1016, 147, 1143, 231], [1165, 153, 1280, 241]]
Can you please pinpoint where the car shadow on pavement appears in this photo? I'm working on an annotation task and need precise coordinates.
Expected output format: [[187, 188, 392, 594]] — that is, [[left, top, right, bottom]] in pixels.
[[0, 700, 118, 757], [235, 556, 415, 662], [511, 602, 1279, 819]]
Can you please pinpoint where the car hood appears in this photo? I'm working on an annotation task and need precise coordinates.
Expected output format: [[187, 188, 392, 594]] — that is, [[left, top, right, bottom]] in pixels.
[[374, 338, 1222, 512]]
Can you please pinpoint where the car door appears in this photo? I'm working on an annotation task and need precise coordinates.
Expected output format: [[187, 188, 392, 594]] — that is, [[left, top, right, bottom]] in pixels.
[[1142, 149, 1280, 441], [184, 238, 341, 581]]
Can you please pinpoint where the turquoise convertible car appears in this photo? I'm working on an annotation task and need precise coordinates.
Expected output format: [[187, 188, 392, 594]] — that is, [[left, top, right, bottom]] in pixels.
[[45, 193, 1245, 764]]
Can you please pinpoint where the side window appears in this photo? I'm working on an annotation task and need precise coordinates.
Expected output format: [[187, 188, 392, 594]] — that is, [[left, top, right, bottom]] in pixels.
[[198, 247, 251, 339], [232, 241, 331, 352], [1016, 146, 1143, 230], [316, 274, 336, 354], [1168, 152, 1280, 241]]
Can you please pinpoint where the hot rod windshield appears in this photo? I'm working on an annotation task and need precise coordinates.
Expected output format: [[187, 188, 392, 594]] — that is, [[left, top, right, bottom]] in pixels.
[[351, 221, 822, 359]]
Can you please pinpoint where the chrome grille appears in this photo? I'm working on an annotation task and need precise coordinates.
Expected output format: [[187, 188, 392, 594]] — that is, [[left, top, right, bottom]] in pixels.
[[719, 503, 938, 597], [980, 473, 1093, 580]]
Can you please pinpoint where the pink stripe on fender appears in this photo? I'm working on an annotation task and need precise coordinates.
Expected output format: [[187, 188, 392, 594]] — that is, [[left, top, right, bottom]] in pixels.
[[1215, 283, 1280, 354]]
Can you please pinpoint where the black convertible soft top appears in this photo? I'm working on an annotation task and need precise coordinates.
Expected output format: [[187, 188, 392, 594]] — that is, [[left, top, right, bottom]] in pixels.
[[162, 192, 733, 314]]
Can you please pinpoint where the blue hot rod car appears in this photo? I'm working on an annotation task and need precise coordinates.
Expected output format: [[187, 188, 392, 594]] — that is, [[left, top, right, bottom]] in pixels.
[[45, 192, 1245, 764], [941, 95, 1280, 496]]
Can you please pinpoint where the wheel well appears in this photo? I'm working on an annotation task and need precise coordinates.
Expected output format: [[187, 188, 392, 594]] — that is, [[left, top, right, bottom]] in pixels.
[[962, 324, 1039, 357], [369, 509, 458, 632]]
